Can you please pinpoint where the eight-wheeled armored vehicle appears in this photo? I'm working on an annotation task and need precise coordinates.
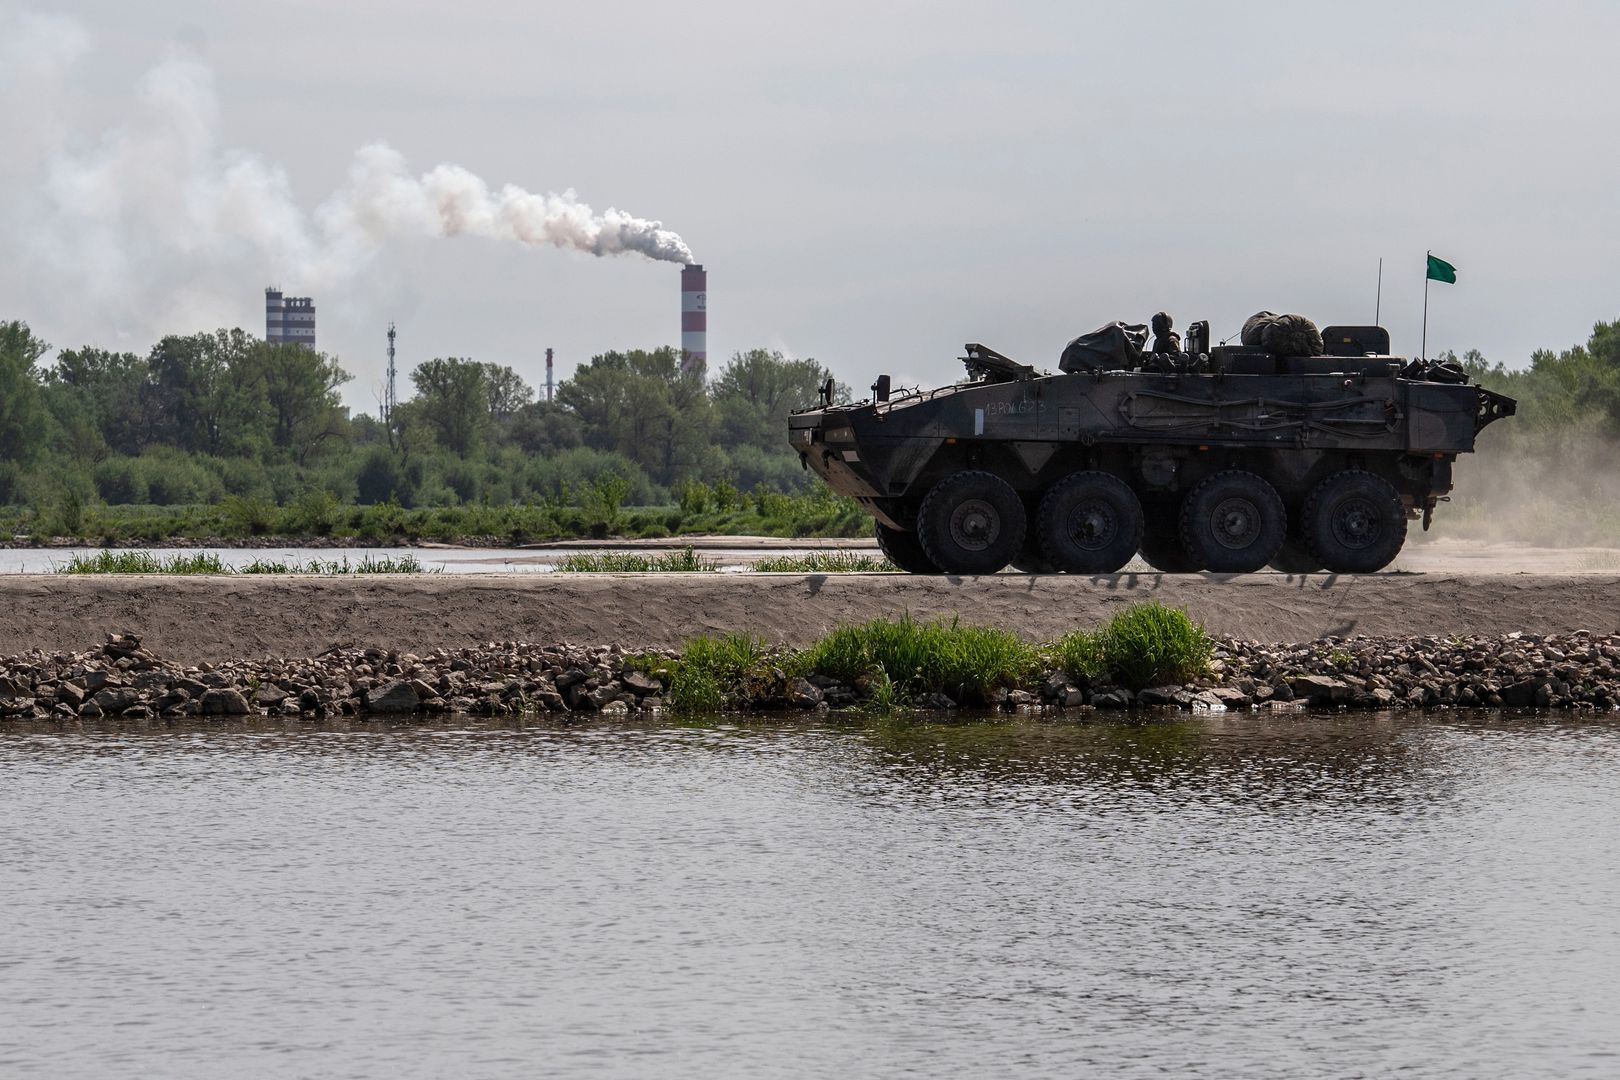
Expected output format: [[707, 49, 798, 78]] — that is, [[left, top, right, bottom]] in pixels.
[[788, 319, 1516, 575]]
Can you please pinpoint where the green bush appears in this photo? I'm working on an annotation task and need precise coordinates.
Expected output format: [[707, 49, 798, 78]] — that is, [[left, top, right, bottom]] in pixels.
[[139, 449, 225, 505], [664, 633, 771, 711], [1090, 601, 1212, 690], [288, 489, 342, 535], [93, 458, 148, 505], [220, 494, 279, 536], [798, 614, 1038, 705], [1049, 630, 1109, 684]]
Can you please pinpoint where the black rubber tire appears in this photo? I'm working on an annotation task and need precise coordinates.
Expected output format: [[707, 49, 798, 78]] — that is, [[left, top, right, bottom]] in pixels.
[[1178, 469, 1287, 574], [1268, 534, 1324, 574], [916, 470, 1026, 575], [1036, 471, 1144, 574], [1301, 470, 1407, 574], [1138, 500, 1204, 573], [875, 521, 941, 575]]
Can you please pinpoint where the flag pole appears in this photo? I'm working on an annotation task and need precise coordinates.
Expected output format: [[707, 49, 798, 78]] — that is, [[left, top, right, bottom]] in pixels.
[[1421, 250, 1430, 359], [1375, 257, 1383, 326]]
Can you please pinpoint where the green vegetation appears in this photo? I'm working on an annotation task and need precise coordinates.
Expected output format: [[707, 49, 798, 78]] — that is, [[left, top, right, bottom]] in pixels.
[[646, 604, 1215, 713], [750, 551, 897, 573], [55, 550, 231, 575], [0, 485, 868, 546], [54, 550, 435, 575], [554, 547, 720, 573], [0, 317, 860, 543], [658, 633, 772, 712], [237, 553, 435, 574], [797, 615, 1040, 706], [1050, 601, 1213, 691]]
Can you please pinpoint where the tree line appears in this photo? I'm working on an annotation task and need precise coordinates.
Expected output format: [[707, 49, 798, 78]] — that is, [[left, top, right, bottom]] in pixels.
[[0, 319, 846, 512]]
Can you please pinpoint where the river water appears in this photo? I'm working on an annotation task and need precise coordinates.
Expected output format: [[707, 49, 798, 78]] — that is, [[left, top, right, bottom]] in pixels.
[[3, 711, 1618, 1079]]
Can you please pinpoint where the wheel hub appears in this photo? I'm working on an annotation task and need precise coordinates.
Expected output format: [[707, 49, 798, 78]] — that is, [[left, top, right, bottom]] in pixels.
[[1210, 497, 1260, 550], [948, 498, 1000, 552], [1331, 497, 1381, 548], [1068, 500, 1118, 550]]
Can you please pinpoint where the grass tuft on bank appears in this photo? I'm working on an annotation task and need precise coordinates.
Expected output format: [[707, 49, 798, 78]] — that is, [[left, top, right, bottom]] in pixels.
[[647, 603, 1215, 713], [799, 614, 1040, 706], [651, 633, 773, 711], [54, 551, 437, 575], [54, 550, 231, 575], [1049, 601, 1212, 690], [554, 547, 720, 573], [750, 551, 897, 573]]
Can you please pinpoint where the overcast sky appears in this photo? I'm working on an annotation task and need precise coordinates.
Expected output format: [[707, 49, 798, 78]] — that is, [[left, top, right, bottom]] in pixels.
[[3, 0, 1617, 411]]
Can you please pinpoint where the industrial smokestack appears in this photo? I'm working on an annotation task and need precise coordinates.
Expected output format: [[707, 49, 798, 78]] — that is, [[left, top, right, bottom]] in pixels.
[[681, 263, 706, 374], [545, 347, 554, 403]]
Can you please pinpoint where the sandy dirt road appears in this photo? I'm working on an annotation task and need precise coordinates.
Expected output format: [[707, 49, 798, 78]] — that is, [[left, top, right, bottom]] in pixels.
[[3, 568, 1619, 663]]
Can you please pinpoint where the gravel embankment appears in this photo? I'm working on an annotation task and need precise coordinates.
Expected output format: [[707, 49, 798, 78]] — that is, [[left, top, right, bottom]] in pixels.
[[4, 630, 1618, 722]]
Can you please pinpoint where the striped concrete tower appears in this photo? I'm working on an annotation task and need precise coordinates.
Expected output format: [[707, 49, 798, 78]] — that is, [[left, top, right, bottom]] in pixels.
[[680, 263, 706, 373], [265, 287, 284, 341]]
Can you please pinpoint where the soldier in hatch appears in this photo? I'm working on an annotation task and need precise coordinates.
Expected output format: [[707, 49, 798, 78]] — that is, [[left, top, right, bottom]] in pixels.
[[1149, 311, 1181, 355]]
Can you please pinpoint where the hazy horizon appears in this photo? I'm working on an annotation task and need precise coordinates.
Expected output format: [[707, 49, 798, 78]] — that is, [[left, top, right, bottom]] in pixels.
[[4, 0, 1617, 413]]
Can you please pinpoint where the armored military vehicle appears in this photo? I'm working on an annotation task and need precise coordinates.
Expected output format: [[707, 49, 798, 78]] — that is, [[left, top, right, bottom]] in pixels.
[[787, 317, 1515, 575]]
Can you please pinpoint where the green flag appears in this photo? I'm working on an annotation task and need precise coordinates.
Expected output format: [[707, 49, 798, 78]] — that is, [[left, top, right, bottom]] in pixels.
[[1426, 253, 1457, 284]]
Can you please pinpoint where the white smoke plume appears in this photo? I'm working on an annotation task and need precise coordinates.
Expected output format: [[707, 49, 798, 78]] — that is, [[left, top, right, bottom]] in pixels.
[[318, 143, 694, 272], [0, 11, 692, 340]]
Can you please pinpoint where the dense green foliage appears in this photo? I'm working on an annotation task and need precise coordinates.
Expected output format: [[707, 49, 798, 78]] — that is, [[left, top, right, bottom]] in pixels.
[[797, 615, 1040, 706], [1051, 601, 1212, 690], [0, 318, 854, 540], [658, 634, 773, 712], [0, 482, 867, 545], [650, 604, 1214, 713]]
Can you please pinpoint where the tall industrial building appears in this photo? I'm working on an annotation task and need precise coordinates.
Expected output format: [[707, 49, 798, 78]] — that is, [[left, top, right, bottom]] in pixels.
[[680, 264, 706, 373], [264, 287, 317, 348]]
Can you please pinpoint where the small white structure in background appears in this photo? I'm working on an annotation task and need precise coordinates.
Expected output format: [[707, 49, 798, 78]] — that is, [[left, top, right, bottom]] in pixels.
[[265, 286, 316, 348]]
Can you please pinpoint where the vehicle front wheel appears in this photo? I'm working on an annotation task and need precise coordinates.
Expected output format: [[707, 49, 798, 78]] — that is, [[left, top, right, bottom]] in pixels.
[[1301, 471, 1407, 574], [1178, 469, 1286, 574], [1036, 471, 1144, 574], [916, 470, 1027, 575], [875, 521, 941, 574]]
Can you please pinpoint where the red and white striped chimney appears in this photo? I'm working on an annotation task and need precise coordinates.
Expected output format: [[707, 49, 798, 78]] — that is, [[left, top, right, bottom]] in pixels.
[[680, 263, 706, 373]]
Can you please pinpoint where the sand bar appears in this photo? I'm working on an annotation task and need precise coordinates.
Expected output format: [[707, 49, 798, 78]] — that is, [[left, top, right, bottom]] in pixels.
[[3, 571, 1619, 663]]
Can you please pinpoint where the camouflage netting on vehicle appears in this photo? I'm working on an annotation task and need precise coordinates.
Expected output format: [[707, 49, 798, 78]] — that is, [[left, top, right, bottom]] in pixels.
[[1241, 311, 1324, 357], [1060, 322, 1148, 373]]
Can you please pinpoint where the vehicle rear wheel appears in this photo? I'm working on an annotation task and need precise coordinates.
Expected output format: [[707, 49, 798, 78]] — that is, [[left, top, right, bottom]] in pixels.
[[1138, 501, 1204, 573], [1179, 470, 1286, 574], [1036, 471, 1144, 574], [875, 521, 941, 575], [916, 470, 1026, 575], [1301, 470, 1407, 574]]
